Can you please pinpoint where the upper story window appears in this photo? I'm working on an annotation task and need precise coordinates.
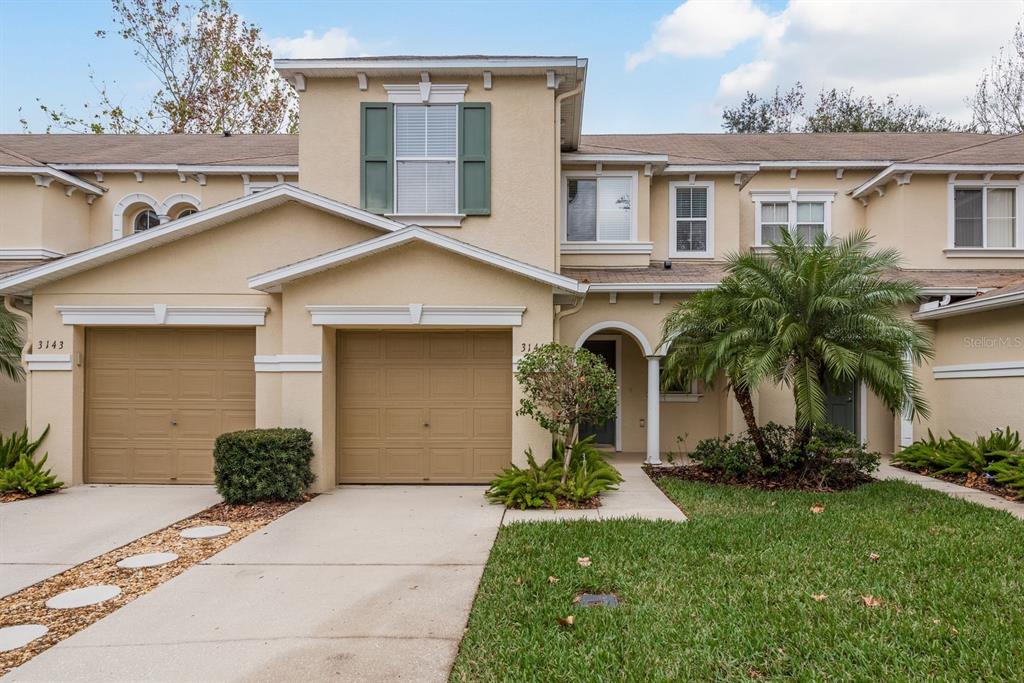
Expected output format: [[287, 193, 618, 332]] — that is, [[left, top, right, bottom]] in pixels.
[[133, 209, 161, 233], [395, 104, 458, 215], [752, 190, 835, 246], [563, 172, 636, 243], [669, 181, 714, 258], [952, 185, 1018, 248]]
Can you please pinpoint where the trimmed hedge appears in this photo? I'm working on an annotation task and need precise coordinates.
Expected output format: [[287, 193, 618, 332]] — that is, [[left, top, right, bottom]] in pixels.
[[213, 428, 315, 504]]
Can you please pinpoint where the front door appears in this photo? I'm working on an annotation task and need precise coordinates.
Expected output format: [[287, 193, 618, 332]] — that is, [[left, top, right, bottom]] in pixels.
[[580, 339, 616, 447], [824, 378, 857, 436]]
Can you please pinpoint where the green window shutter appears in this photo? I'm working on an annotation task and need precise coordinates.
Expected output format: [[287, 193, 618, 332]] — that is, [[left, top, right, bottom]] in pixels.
[[360, 102, 393, 214], [458, 102, 490, 215]]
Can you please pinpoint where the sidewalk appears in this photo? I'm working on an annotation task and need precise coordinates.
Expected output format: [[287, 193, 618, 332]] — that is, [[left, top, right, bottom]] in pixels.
[[876, 460, 1024, 520]]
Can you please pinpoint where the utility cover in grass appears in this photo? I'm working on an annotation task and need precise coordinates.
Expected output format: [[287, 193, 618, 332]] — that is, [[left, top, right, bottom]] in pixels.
[[45, 585, 121, 609], [577, 593, 619, 608], [0, 624, 48, 652], [180, 525, 231, 539]]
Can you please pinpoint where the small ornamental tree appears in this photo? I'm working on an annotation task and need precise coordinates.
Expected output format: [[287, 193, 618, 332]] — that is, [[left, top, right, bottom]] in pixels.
[[514, 343, 617, 485]]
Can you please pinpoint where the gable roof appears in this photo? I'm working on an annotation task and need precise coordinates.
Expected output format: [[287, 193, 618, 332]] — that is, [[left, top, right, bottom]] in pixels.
[[248, 225, 587, 294], [914, 276, 1024, 320], [0, 184, 405, 295]]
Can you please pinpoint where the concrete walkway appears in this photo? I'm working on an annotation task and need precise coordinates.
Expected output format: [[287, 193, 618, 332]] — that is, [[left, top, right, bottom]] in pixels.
[[6, 486, 503, 682], [0, 485, 220, 597], [503, 453, 687, 524], [877, 460, 1024, 520]]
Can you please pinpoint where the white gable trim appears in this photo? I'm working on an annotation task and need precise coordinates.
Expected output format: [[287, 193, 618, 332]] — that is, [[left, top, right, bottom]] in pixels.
[[249, 225, 587, 294], [0, 184, 407, 295], [308, 304, 526, 327], [55, 305, 268, 326]]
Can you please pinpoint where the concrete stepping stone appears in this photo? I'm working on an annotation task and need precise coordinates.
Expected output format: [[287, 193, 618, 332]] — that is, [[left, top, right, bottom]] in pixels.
[[0, 624, 48, 652], [45, 585, 121, 610], [179, 525, 231, 539], [116, 552, 179, 569]]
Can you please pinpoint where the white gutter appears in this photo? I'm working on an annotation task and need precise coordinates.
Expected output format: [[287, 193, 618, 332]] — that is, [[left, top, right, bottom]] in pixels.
[[276, 56, 583, 72], [913, 288, 1024, 320], [585, 282, 718, 293], [562, 153, 668, 164], [663, 164, 760, 174], [53, 164, 298, 175], [759, 160, 891, 169], [852, 163, 1024, 198]]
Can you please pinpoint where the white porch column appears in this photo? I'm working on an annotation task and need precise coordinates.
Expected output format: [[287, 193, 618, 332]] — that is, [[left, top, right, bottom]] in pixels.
[[646, 355, 662, 465], [899, 348, 914, 448]]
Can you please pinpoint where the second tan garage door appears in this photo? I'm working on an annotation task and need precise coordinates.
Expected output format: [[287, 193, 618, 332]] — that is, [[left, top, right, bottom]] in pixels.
[[337, 330, 512, 483], [86, 328, 256, 484]]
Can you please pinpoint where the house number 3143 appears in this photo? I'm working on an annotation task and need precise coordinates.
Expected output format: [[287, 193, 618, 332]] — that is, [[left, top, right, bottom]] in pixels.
[[520, 342, 544, 352], [35, 340, 65, 350]]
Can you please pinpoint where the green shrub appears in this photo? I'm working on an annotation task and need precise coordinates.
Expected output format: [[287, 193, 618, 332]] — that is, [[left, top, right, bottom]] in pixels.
[[486, 437, 623, 509], [0, 425, 49, 470], [0, 453, 62, 495], [689, 422, 879, 487], [893, 426, 1024, 492], [213, 428, 315, 504]]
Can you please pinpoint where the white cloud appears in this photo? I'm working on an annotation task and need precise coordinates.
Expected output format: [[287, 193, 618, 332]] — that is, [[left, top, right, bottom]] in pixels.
[[626, 0, 773, 69], [630, 0, 1023, 121], [269, 27, 363, 59]]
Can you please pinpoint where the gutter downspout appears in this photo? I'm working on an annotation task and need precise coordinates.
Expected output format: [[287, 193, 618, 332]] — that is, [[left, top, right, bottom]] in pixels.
[[553, 83, 584, 345], [4, 295, 32, 430]]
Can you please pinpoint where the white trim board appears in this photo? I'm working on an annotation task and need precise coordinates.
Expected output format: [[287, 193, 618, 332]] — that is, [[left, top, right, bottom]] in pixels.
[[26, 354, 72, 371], [560, 242, 653, 255], [250, 225, 586, 294], [0, 184, 407, 295], [0, 249, 64, 261], [55, 305, 268, 326], [308, 304, 526, 327], [254, 355, 322, 372], [933, 360, 1024, 379]]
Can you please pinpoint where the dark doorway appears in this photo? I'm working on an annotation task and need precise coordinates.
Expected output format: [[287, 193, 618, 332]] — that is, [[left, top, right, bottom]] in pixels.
[[823, 378, 858, 436], [580, 339, 617, 447]]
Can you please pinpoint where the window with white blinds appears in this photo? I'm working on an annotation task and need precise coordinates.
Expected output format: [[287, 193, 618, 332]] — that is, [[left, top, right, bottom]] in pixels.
[[953, 186, 1017, 248], [670, 181, 715, 257], [394, 104, 457, 215], [564, 174, 635, 242], [753, 192, 834, 246]]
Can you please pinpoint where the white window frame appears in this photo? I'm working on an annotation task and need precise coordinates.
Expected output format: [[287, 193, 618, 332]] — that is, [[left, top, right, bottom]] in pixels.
[[669, 180, 715, 258], [391, 103, 460, 220], [561, 171, 639, 246], [752, 189, 835, 247], [946, 179, 1024, 253]]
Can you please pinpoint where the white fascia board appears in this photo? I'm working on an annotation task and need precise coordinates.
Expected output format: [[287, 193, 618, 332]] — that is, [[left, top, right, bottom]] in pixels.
[[852, 164, 1024, 198], [55, 305, 268, 326], [0, 249, 64, 260], [585, 282, 718, 293], [918, 287, 988, 297], [0, 166, 104, 194], [276, 56, 582, 73], [662, 164, 760, 174], [307, 304, 527, 327], [933, 360, 1024, 379], [913, 290, 1024, 320], [254, 355, 322, 372], [53, 163, 298, 176], [758, 160, 891, 169], [249, 226, 587, 294], [0, 184, 404, 295], [562, 153, 668, 164]]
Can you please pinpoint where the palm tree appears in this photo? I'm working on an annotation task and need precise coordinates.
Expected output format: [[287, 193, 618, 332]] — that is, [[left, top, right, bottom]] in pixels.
[[0, 306, 25, 382], [662, 228, 933, 461]]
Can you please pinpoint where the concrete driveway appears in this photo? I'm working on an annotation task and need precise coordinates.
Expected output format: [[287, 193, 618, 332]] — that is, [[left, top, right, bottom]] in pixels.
[[0, 485, 220, 597], [7, 485, 503, 682]]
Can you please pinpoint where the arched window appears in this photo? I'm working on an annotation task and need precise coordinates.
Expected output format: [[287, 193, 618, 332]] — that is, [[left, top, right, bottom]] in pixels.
[[133, 209, 161, 233], [174, 207, 198, 219]]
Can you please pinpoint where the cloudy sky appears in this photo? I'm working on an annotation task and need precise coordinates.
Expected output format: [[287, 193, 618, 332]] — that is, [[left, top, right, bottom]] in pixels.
[[1, 0, 1021, 133]]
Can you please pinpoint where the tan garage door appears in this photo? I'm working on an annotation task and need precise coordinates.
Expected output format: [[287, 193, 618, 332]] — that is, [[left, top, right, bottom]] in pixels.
[[337, 330, 512, 483], [86, 328, 256, 484]]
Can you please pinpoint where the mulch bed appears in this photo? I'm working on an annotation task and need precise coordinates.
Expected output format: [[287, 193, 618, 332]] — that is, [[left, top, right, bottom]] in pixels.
[[0, 496, 309, 676], [0, 491, 36, 504], [645, 464, 871, 492], [894, 466, 1023, 503]]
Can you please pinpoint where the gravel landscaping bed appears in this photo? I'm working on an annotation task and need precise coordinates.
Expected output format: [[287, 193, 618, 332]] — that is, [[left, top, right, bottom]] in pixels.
[[0, 497, 308, 675]]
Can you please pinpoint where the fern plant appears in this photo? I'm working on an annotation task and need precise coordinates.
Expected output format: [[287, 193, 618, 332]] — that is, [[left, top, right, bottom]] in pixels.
[[895, 427, 1024, 493], [0, 425, 50, 470], [987, 454, 1024, 492], [977, 426, 1021, 454], [485, 449, 562, 510], [0, 453, 63, 495]]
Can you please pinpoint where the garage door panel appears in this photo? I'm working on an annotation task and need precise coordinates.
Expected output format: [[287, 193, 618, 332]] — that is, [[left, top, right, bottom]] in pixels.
[[86, 328, 255, 484], [338, 330, 511, 483]]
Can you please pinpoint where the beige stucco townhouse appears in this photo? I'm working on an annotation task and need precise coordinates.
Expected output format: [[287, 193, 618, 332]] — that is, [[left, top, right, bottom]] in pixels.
[[0, 55, 1021, 491]]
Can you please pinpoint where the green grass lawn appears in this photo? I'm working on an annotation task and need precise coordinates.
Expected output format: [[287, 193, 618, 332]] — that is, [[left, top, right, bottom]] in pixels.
[[451, 480, 1024, 682]]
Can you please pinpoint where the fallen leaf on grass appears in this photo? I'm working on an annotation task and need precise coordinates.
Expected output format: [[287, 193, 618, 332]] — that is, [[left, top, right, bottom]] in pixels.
[[812, 594, 828, 602], [513, 576, 523, 585], [810, 504, 825, 514], [577, 556, 592, 567], [556, 615, 575, 627], [548, 575, 559, 584], [868, 552, 880, 561], [862, 595, 882, 607]]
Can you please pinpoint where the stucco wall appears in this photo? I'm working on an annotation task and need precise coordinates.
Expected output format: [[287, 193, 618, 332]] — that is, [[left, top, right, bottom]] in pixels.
[[651, 174, 740, 261], [0, 373, 25, 434]]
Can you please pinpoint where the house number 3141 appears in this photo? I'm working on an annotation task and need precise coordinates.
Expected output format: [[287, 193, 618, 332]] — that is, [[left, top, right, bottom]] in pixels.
[[35, 340, 65, 350]]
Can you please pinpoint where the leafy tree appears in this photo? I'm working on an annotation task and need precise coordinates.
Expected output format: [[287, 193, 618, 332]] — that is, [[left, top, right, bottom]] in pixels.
[[969, 21, 1024, 134], [23, 0, 296, 134], [514, 343, 617, 485], [723, 83, 960, 133], [0, 307, 25, 382], [662, 229, 933, 456]]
